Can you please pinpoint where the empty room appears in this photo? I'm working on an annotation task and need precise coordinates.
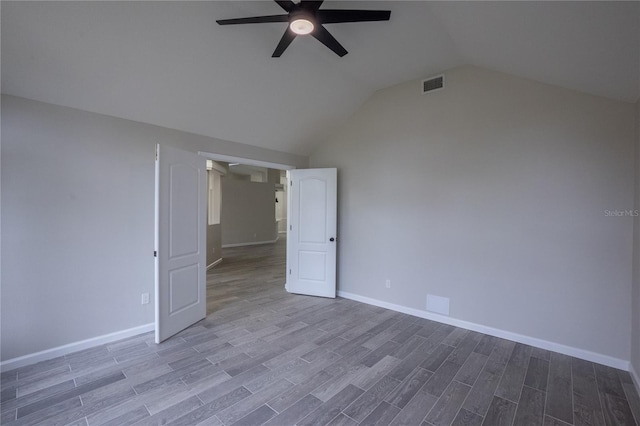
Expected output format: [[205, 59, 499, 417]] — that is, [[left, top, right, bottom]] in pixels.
[[1, 1, 640, 425]]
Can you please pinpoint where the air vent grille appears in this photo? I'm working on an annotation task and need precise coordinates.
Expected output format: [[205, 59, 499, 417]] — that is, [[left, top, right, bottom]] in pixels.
[[422, 75, 444, 94]]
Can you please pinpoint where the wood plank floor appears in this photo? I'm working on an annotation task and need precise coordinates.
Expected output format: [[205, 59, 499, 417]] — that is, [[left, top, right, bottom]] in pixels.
[[2, 236, 640, 426]]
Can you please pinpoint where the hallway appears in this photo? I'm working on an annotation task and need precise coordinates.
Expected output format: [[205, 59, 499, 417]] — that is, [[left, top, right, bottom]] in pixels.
[[206, 236, 287, 315]]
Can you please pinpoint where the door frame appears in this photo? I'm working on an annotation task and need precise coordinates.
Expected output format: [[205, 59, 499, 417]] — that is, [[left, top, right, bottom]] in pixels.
[[197, 152, 296, 173]]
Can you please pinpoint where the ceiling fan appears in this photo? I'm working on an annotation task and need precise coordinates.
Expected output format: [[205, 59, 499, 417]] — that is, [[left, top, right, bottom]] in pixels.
[[216, 0, 391, 58]]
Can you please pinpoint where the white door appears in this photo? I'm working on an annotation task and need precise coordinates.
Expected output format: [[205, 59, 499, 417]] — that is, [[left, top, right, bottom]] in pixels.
[[155, 144, 207, 343], [286, 168, 337, 298]]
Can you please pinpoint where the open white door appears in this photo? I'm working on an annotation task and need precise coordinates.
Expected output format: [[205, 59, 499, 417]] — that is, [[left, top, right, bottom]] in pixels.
[[155, 144, 207, 343], [286, 168, 337, 298]]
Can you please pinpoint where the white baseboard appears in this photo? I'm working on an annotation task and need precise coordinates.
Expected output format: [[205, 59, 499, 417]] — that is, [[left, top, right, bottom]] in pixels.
[[337, 290, 630, 371], [222, 237, 279, 248], [207, 258, 223, 270], [630, 362, 640, 395], [0, 323, 154, 372]]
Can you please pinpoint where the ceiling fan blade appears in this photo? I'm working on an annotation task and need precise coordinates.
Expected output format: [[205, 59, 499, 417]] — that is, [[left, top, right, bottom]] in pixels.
[[317, 9, 391, 24], [300, 0, 324, 11], [274, 0, 295, 12], [272, 29, 297, 57], [217, 15, 289, 25], [311, 25, 348, 57]]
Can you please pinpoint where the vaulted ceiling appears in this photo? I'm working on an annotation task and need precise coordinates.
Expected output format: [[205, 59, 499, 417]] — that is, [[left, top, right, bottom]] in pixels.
[[2, 1, 639, 156]]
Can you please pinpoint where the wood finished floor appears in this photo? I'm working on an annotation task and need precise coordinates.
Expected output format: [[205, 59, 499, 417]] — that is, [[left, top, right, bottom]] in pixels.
[[2, 236, 640, 426]]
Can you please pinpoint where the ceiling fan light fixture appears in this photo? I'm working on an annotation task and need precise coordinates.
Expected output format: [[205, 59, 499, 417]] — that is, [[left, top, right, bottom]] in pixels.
[[216, 1, 391, 57], [290, 18, 314, 35]]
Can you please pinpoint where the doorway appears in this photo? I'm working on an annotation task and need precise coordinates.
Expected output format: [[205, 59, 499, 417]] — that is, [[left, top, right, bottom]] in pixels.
[[155, 148, 337, 341], [199, 152, 295, 315]]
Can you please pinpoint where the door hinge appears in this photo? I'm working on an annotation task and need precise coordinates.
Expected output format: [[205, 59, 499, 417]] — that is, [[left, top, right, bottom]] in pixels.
[[290, 180, 293, 187], [154, 251, 157, 257], [155, 145, 159, 161], [290, 225, 292, 231], [289, 269, 291, 275]]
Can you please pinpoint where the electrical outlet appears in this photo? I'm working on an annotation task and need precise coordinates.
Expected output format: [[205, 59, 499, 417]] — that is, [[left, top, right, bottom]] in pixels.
[[385, 279, 391, 289], [141, 293, 150, 305]]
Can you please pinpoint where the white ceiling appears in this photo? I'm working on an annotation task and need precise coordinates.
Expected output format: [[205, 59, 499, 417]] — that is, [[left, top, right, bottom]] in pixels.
[[2, 1, 639, 156]]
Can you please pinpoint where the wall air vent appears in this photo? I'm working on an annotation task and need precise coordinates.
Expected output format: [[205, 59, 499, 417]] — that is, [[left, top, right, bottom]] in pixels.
[[422, 75, 444, 94]]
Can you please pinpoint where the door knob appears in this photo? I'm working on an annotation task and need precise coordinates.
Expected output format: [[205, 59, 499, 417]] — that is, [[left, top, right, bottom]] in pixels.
[[329, 237, 335, 242]]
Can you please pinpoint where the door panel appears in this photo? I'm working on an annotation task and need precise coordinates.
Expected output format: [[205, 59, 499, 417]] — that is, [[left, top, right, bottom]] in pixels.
[[155, 144, 207, 343], [287, 168, 337, 298], [169, 164, 200, 258], [169, 264, 200, 314], [299, 178, 327, 242], [299, 251, 327, 280]]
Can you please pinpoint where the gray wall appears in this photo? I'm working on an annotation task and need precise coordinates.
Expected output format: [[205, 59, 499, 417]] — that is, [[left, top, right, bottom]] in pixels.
[[207, 224, 222, 267], [310, 66, 636, 362], [1, 95, 307, 361], [221, 179, 277, 246], [633, 99, 640, 381]]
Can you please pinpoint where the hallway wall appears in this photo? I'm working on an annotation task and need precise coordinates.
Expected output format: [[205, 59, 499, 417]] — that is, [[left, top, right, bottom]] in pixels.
[[221, 179, 277, 247]]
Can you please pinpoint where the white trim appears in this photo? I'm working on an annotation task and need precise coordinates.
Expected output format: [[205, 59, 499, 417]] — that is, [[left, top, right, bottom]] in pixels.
[[0, 323, 154, 372], [631, 362, 640, 395], [198, 152, 295, 171], [207, 258, 223, 270], [222, 237, 279, 248], [206, 160, 227, 175], [337, 290, 630, 371]]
